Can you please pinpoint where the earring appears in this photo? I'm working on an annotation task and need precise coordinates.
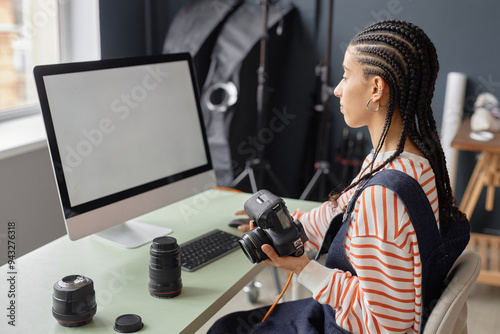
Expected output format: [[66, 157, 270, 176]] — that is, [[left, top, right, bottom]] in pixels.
[[366, 98, 380, 112]]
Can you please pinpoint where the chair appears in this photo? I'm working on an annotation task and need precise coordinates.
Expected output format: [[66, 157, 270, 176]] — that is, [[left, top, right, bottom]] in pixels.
[[424, 250, 481, 334]]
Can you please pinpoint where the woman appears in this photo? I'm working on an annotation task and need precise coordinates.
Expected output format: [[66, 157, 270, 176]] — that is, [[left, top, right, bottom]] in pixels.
[[210, 19, 468, 334]]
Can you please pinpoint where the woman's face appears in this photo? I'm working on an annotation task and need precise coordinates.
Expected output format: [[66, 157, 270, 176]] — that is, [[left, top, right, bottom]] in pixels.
[[333, 49, 374, 128]]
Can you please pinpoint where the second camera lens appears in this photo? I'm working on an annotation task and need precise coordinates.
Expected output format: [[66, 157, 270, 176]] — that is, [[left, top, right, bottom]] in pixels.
[[148, 236, 182, 298]]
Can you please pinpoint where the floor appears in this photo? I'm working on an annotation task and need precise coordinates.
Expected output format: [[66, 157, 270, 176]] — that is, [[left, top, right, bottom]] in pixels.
[[466, 283, 500, 332], [197, 267, 500, 333]]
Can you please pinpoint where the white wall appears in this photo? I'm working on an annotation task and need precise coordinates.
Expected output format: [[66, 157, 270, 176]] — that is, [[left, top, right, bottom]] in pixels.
[[0, 145, 66, 266], [59, 0, 100, 62]]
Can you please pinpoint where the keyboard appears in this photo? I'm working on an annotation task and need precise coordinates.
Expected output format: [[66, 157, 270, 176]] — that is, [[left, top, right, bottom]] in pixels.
[[180, 229, 241, 271]]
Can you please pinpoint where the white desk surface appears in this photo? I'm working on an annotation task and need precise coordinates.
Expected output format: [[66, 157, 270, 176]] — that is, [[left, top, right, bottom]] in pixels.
[[0, 189, 320, 333]]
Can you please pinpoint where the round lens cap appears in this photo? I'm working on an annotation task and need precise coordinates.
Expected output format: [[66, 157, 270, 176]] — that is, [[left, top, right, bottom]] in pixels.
[[113, 314, 144, 333], [152, 236, 178, 251]]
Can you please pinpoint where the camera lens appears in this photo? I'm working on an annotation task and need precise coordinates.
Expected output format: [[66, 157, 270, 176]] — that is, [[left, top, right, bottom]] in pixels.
[[239, 228, 272, 264], [52, 274, 97, 327], [148, 236, 182, 298]]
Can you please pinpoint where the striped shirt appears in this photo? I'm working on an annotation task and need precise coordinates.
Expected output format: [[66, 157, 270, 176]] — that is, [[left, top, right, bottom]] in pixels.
[[296, 151, 439, 334]]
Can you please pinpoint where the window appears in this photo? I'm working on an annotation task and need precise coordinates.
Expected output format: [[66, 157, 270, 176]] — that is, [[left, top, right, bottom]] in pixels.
[[0, 0, 59, 119]]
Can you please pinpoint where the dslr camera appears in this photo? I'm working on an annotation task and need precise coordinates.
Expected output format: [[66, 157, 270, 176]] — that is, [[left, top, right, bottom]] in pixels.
[[239, 190, 309, 263]]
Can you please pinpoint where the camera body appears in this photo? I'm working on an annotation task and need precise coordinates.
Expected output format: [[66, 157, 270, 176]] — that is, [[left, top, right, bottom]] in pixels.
[[239, 189, 309, 263]]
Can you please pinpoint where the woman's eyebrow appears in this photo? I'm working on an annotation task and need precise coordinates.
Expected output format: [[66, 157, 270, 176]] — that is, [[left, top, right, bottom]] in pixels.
[[342, 64, 351, 71]]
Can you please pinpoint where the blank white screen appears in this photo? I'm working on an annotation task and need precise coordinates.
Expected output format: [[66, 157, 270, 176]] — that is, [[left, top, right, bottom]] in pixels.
[[43, 60, 208, 207]]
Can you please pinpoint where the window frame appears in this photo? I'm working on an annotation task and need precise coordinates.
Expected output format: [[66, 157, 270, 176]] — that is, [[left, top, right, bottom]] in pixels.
[[0, 0, 100, 123]]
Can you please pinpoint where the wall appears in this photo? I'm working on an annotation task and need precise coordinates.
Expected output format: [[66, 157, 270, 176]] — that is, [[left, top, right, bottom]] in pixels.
[[99, 0, 180, 58], [59, 0, 100, 62], [0, 146, 66, 266]]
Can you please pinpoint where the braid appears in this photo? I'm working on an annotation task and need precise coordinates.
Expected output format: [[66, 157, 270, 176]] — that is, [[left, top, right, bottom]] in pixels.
[[330, 19, 464, 226]]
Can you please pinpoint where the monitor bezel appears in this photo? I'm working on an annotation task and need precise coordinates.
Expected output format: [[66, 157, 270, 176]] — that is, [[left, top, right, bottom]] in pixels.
[[34, 53, 213, 220]]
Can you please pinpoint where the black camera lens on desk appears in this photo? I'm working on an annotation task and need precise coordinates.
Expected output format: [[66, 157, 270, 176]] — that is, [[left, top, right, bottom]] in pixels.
[[148, 236, 182, 298], [52, 274, 97, 327]]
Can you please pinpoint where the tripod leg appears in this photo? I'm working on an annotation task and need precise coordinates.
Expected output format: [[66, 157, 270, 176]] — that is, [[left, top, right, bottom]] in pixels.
[[263, 164, 289, 197], [328, 169, 341, 187], [270, 267, 283, 301], [230, 168, 250, 189], [247, 166, 259, 193], [299, 168, 323, 200], [230, 165, 259, 193]]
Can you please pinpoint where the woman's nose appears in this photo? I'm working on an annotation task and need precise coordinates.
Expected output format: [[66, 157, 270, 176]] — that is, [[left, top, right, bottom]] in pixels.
[[334, 82, 342, 98]]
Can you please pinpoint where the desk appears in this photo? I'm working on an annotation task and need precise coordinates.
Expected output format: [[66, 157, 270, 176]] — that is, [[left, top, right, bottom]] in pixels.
[[0, 189, 319, 333], [451, 118, 500, 286], [451, 117, 500, 218]]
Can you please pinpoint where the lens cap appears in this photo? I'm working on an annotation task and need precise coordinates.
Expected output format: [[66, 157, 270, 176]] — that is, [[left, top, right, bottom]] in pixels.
[[114, 314, 144, 333], [152, 236, 177, 251]]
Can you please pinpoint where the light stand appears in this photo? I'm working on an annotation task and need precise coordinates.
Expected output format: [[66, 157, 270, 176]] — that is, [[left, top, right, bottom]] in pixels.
[[232, 0, 288, 302], [299, 0, 340, 201], [230, 0, 288, 197]]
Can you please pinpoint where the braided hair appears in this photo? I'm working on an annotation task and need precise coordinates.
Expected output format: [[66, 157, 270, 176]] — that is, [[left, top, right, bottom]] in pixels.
[[332, 19, 464, 226]]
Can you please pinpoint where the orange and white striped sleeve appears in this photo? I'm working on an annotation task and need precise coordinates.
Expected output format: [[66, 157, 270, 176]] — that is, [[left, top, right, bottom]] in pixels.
[[292, 199, 342, 252]]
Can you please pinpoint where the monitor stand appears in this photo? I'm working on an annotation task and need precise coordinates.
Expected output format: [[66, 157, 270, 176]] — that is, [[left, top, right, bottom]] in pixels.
[[93, 220, 172, 248]]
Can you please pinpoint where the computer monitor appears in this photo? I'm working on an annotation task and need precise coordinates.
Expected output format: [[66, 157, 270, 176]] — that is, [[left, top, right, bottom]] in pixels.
[[34, 53, 215, 248]]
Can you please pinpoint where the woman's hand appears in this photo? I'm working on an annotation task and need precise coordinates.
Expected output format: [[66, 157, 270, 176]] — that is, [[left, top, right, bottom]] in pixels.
[[234, 210, 252, 232], [240, 219, 310, 275], [261, 244, 310, 276]]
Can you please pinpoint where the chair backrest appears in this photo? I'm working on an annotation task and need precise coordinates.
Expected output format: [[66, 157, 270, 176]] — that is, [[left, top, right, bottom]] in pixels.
[[424, 250, 481, 334]]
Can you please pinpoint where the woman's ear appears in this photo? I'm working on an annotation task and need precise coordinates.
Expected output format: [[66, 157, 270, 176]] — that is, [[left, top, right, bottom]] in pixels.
[[371, 76, 387, 102]]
